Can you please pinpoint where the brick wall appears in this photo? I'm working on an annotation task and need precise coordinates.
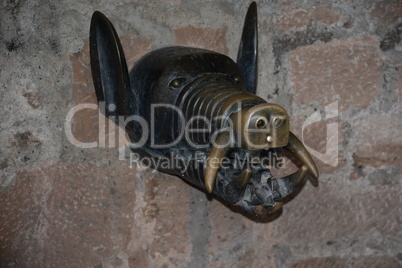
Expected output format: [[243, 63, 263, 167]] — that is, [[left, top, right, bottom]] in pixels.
[[0, 0, 401, 267]]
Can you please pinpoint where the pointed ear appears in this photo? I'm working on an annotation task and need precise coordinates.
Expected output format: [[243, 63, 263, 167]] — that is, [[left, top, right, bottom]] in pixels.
[[90, 11, 130, 119], [236, 2, 258, 95]]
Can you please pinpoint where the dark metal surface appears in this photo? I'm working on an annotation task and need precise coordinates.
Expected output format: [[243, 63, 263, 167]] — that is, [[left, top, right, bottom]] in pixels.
[[237, 1, 258, 95], [89, 2, 319, 216]]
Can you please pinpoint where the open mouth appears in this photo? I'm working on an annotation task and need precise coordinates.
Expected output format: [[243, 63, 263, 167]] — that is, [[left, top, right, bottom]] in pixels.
[[210, 148, 280, 215], [211, 135, 319, 216]]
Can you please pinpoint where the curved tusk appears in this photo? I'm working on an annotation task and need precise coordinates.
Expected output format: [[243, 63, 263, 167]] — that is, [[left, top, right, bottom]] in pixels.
[[205, 131, 231, 193], [286, 132, 319, 179], [236, 168, 252, 189], [225, 168, 252, 203]]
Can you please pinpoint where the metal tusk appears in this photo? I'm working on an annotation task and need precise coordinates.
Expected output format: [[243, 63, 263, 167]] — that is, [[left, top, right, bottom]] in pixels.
[[236, 168, 252, 189], [286, 132, 319, 179], [205, 131, 231, 193], [225, 168, 252, 203]]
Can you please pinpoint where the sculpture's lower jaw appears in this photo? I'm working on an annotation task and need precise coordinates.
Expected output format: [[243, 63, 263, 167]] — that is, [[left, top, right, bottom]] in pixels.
[[252, 202, 283, 216], [215, 145, 316, 216]]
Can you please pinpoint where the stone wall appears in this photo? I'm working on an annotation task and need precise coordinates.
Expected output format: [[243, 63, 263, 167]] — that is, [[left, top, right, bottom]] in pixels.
[[0, 0, 401, 267]]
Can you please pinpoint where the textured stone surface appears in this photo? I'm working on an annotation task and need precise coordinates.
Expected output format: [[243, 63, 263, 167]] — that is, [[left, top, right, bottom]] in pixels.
[[0, 162, 137, 267], [272, 183, 402, 242], [23, 92, 44, 109], [395, 66, 402, 104], [289, 35, 382, 111], [120, 36, 153, 70], [0, 163, 192, 267], [354, 115, 402, 168], [165, 0, 181, 6], [174, 25, 228, 54], [291, 256, 346, 268], [309, 7, 342, 26], [370, 1, 402, 26], [1, 1, 402, 267], [278, 6, 341, 32], [278, 8, 310, 32], [350, 256, 401, 268], [70, 42, 99, 145], [291, 115, 346, 175]]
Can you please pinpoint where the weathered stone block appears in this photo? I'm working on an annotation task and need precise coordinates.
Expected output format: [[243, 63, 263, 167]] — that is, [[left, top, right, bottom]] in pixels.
[[174, 25, 228, 54], [354, 115, 402, 168], [289, 36, 382, 111], [278, 6, 341, 32]]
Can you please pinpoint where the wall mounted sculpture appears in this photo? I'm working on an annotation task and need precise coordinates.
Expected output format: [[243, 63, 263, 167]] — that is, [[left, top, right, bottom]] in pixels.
[[89, 2, 319, 215]]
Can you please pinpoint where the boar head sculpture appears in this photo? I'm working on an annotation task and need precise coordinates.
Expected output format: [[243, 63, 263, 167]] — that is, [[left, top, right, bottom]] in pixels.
[[89, 2, 319, 216]]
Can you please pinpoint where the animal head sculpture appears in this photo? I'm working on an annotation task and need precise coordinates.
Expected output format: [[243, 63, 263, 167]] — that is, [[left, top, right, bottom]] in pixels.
[[89, 2, 319, 216]]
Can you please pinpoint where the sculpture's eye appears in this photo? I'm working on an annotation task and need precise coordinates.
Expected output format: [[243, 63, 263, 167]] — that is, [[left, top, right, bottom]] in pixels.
[[169, 79, 181, 88], [255, 118, 267, 129], [232, 74, 241, 83], [273, 117, 285, 128]]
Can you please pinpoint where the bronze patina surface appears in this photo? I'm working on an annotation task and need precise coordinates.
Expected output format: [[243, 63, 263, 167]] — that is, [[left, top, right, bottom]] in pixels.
[[89, 2, 319, 215]]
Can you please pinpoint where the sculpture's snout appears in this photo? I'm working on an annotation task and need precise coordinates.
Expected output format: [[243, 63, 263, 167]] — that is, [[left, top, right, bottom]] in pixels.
[[234, 103, 290, 150]]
